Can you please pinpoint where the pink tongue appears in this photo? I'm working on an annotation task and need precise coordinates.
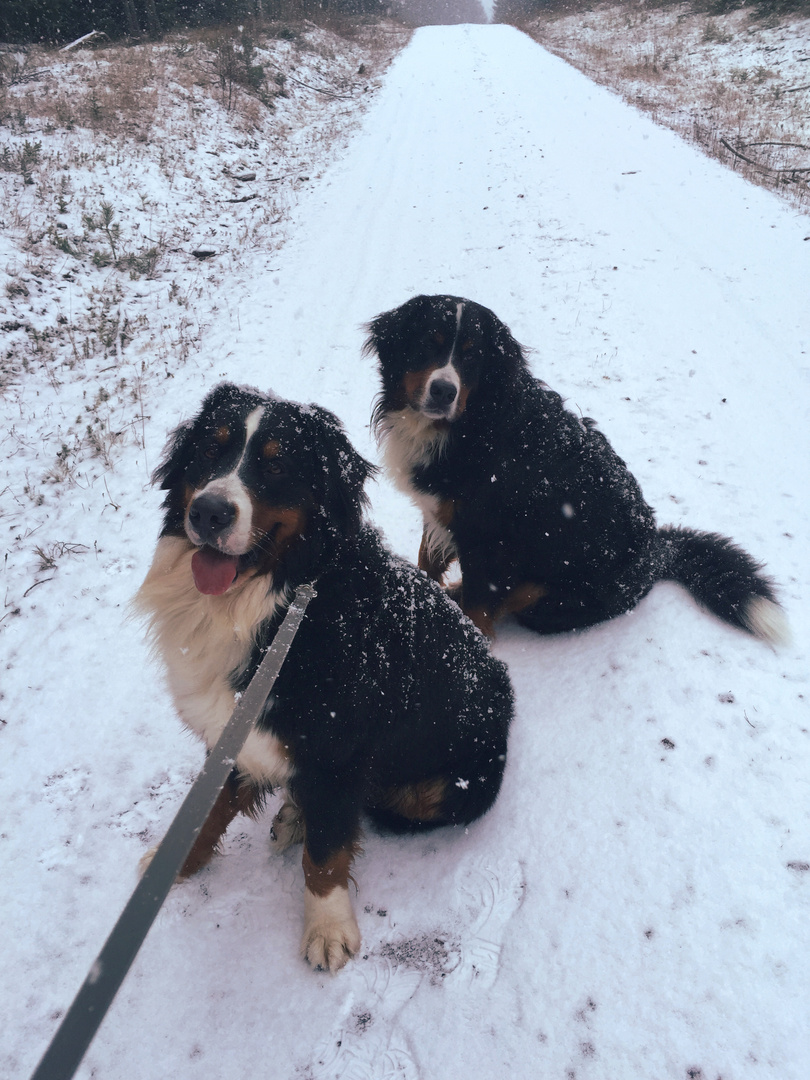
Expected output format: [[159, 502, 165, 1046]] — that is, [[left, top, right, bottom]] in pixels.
[[191, 548, 239, 595]]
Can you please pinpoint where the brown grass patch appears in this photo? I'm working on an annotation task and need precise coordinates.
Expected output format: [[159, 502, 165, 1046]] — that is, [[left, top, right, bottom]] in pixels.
[[524, 3, 810, 207]]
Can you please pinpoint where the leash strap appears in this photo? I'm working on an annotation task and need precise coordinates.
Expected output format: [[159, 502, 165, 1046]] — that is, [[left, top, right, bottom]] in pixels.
[[30, 582, 317, 1080]]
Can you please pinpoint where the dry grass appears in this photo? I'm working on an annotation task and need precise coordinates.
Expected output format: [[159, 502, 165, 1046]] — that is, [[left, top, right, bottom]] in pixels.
[[0, 17, 408, 517], [524, 3, 810, 207]]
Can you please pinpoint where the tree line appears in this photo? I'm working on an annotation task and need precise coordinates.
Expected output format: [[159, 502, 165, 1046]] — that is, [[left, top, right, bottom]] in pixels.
[[1, 0, 389, 45], [492, 0, 810, 23], [393, 0, 487, 24]]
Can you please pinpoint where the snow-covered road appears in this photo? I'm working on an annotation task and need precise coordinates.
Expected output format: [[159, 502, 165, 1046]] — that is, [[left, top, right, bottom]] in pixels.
[[4, 24, 810, 1080]]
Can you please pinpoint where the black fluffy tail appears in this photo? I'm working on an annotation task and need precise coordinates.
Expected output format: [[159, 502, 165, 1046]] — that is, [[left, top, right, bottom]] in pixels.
[[657, 526, 786, 643]]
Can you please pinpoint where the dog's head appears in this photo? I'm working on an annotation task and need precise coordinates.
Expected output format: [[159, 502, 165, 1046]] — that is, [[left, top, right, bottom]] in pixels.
[[365, 295, 527, 433], [152, 383, 376, 595]]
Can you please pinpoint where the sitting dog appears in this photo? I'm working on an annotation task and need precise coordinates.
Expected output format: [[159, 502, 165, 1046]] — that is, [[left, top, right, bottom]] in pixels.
[[365, 294, 784, 641], [136, 383, 513, 971]]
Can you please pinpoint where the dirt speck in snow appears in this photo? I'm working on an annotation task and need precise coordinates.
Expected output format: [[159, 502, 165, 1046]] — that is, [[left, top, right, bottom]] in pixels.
[[378, 933, 461, 983]]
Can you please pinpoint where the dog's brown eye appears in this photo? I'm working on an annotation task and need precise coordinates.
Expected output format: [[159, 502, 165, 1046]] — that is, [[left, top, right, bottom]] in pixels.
[[204, 444, 220, 460], [265, 460, 284, 475]]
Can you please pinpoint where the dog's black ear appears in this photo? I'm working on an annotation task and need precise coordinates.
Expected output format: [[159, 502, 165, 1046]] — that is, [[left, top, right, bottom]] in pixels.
[[477, 305, 528, 388], [151, 417, 195, 490], [305, 405, 378, 535], [362, 308, 399, 365], [362, 295, 431, 364], [151, 382, 246, 490]]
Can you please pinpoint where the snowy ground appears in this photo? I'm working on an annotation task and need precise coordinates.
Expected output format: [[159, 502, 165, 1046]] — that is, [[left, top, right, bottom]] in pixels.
[[3, 22, 810, 1080]]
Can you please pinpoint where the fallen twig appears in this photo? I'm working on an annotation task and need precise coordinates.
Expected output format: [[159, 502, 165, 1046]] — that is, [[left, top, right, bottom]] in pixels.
[[720, 138, 810, 176], [284, 71, 355, 98], [744, 140, 810, 151], [23, 577, 54, 598], [60, 30, 109, 53], [265, 57, 356, 100]]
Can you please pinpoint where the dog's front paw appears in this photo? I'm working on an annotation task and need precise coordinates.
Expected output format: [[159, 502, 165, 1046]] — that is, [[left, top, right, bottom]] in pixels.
[[270, 800, 304, 852], [138, 845, 159, 877], [301, 888, 361, 972]]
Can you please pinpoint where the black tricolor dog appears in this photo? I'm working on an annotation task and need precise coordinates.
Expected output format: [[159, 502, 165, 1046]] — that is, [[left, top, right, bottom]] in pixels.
[[366, 294, 785, 641], [136, 383, 513, 971]]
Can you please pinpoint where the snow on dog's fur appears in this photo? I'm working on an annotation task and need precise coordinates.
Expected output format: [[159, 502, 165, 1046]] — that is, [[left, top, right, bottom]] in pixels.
[[366, 294, 787, 642], [136, 383, 513, 971]]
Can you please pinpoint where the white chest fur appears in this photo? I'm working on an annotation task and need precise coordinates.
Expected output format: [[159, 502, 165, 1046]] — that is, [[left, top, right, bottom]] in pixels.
[[379, 411, 457, 565], [135, 536, 294, 786], [379, 408, 448, 490]]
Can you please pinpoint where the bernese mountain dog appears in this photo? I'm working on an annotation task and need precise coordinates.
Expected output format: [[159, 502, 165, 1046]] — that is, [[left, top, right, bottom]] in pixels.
[[136, 383, 513, 972], [365, 294, 785, 641]]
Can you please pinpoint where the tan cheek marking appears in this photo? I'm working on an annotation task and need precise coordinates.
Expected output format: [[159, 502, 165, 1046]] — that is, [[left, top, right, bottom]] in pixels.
[[246, 497, 309, 572], [182, 482, 196, 514], [456, 384, 472, 416], [302, 845, 358, 897], [401, 364, 446, 407], [256, 504, 308, 548]]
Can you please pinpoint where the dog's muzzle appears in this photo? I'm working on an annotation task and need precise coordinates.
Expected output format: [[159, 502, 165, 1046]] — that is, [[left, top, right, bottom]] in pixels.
[[188, 493, 236, 545], [424, 378, 458, 417]]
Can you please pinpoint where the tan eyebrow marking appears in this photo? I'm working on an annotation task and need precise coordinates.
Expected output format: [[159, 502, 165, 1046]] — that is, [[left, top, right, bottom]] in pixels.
[[262, 439, 281, 459], [214, 425, 230, 444]]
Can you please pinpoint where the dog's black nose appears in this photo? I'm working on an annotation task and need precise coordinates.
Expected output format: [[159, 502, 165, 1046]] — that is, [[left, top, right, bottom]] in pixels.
[[188, 494, 235, 541], [428, 379, 458, 408]]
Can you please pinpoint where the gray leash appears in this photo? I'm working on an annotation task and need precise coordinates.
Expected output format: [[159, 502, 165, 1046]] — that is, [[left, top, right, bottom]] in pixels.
[[29, 582, 317, 1080]]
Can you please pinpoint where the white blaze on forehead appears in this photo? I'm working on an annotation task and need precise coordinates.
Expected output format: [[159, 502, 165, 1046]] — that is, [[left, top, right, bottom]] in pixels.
[[423, 302, 465, 415], [445, 300, 464, 361], [186, 404, 266, 555], [242, 405, 264, 449]]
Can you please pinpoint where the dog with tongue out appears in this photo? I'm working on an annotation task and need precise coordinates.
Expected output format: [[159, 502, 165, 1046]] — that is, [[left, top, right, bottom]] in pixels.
[[191, 544, 239, 594], [135, 382, 514, 972]]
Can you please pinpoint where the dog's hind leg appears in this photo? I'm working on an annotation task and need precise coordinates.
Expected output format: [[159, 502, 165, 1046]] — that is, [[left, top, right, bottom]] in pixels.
[[466, 581, 550, 638], [513, 586, 632, 635]]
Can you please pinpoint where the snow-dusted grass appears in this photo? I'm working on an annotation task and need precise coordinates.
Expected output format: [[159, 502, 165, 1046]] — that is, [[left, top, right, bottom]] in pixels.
[[524, 3, 810, 206], [0, 19, 407, 620]]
